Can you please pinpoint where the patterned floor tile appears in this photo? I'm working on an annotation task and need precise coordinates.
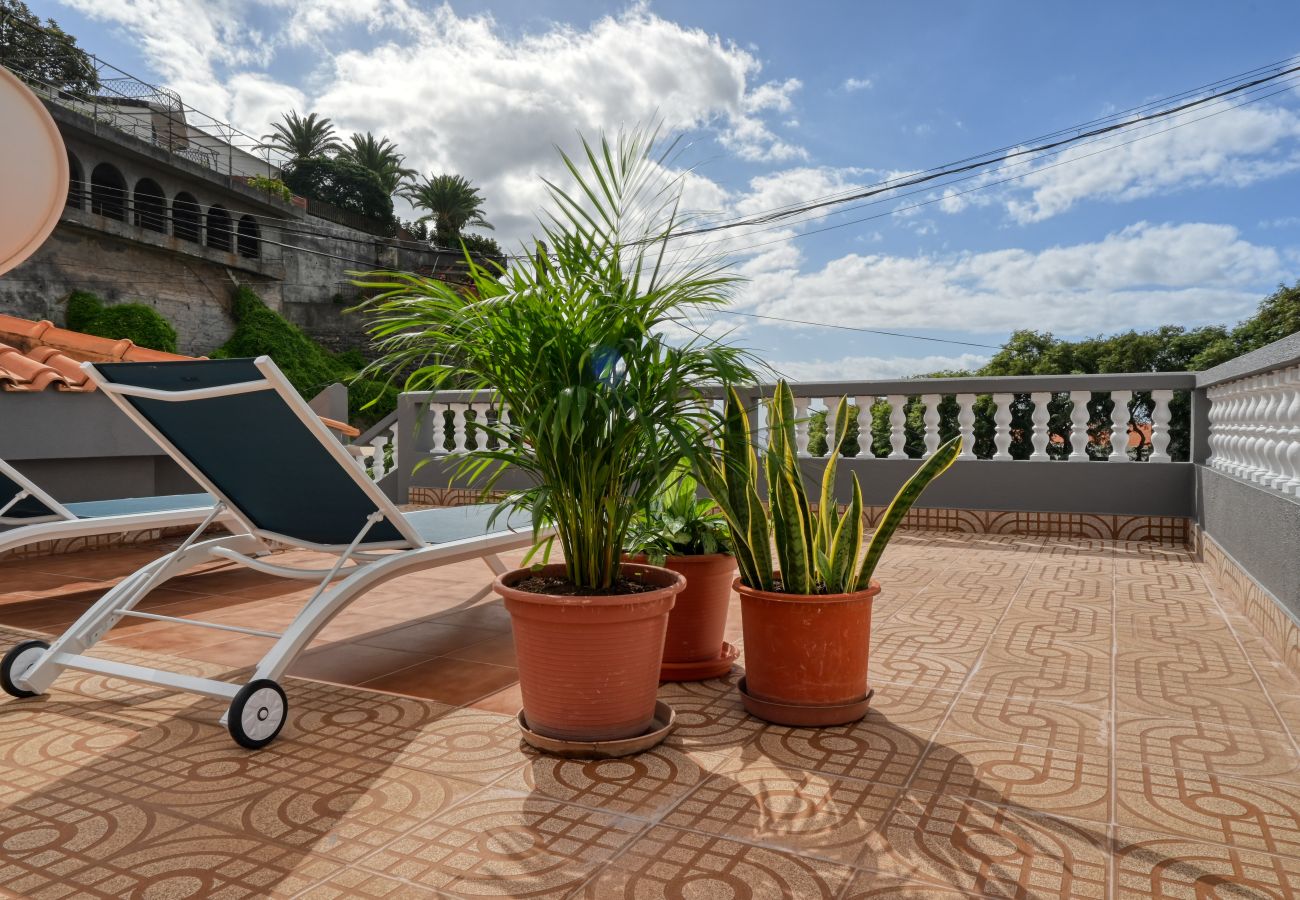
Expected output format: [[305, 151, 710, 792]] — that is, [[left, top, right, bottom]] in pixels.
[[575, 825, 854, 899], [940, 692, 1110, 755], [657, 683, 765, 756], [910, 738, 1111, 824], [857, 792, 1109, 899], [1117, 682, 1291, 735], [840, 870, 982, 898], [747, 716, 928, 787], [0, 786, 341, 899], [1115, 713, 1300, 784], [661, 757, 900, 864], [494, 744, 722, 817], [1116, 762, 1300, 857], [1116, 645, 1262, 695], [966, 658, 1110, 708], [860, 684, 957, 734], [870, 650, 973, 693], [357, 790, 641, 897], [383, 708, 529, 784], [1113, 826, 1300, 899], [297, 867, 443, 898]]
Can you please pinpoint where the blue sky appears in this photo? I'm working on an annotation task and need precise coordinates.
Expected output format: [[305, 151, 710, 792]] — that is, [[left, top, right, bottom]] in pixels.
[[32, 0, 1300, 378]]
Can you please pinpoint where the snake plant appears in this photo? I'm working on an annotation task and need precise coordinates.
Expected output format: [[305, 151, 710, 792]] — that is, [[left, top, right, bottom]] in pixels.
[[696, 381, 961, 595]]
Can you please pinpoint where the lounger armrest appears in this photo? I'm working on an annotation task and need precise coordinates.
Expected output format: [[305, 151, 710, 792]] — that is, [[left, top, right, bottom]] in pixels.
[[320, 416, 361, 439]]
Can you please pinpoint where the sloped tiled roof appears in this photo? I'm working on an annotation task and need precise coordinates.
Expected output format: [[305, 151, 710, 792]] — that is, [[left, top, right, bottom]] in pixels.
[[0, 313, 193, 392], [0, 313, 362, 437]]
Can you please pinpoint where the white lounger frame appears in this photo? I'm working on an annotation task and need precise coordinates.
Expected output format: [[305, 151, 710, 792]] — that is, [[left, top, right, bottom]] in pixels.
[[8, 357, 542, 742], [0, 457, 235, 558]]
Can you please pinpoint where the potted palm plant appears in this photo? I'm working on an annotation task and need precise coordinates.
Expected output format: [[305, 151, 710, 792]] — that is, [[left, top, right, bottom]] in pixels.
[[626, 466, 738, 681], [696, 382, 961, 726], [356, 129, 755, 746]]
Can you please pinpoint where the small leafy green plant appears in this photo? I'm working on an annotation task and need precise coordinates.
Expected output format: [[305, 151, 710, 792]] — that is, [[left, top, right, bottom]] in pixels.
[[246, 175, 294, 203], [625, 466, 732, 566], [697, 382, 961, 595]]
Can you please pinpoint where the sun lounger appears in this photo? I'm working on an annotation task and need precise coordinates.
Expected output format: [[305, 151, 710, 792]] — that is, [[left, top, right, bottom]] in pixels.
[[1, 356, 537, 748], [0, 457, 233, 557]]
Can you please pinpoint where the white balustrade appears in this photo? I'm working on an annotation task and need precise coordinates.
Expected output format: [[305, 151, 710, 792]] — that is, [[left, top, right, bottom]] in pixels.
[[957, 395, 977, 460], [1029, 392, 1051, 461], [824, 397, 839, 458], [922, 394, 941, 458], [1068, 391, 1092, 462], [992, 393, 1014, 460], [1109, 390, 1133, 463], [1149, 390, 1173, 463], [449, 402, 469, 452], [793, 396, 811, 456], [887, 395, 908, 459], [1205, 366, 1300, 495]]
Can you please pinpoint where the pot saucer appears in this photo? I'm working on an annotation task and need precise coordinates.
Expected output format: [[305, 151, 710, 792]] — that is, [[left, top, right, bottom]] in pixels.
[[737, 676, 873, 727], [518, 700, 676, 759], [660, 641, 739, 682]]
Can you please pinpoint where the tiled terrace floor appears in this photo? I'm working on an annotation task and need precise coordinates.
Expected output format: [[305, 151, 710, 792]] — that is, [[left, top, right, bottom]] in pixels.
[[1, 532, 1299, 898]]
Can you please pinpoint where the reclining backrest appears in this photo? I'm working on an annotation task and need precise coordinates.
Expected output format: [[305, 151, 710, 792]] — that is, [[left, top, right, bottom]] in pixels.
[[0, 461, 66, 521], [90, 357, 417, 548]]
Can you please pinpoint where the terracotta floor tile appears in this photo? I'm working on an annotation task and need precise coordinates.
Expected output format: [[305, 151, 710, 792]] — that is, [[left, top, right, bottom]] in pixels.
[[498, 744, 721, 817], [288, 644, 435, 686], [1116, 681, 1290, 735], [1116, 645, 1262, 695], [383, 708, 529, 784], [443, 632, 519, 667], [661, 758, 900, 863], [361, 656, 518, 706], [746, 716, 928, 787], [858, 792, 1109, 899], [940, 692, 1110, 755], [861, 683, 958, 734], [469, 682, 524, 715], [355, 620, 500, 655], [426, 600, 514, 632], [966, 658, 1111, 708], [358, 790, 641, 897], [658, 683, 765, 756], [840, 870, 982, 898], [910, 737, 1111, 824], [297, 868, 442, 898], [1115, 713, 1300, 784], [870, 650, 973, 693], [1112, 826, 1300, 898], [576, 824, 854, 899], [1116, 762, 1300, 857]]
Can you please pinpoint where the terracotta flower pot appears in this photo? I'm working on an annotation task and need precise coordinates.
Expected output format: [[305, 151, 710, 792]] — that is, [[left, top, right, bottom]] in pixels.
[[495, 562, 684, 742], [631, 553, 737, 680], [735, 576, 879, 727]]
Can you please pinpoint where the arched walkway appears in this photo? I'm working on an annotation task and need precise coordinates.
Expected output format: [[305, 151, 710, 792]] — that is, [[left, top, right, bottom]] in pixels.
[[236, 215, 260, 259], [66, 152, 84, 210], [90, 163, 127, 221], [173, 193, 201, 243], [133, 178, 167, 233], [207, 205, 232, 252]]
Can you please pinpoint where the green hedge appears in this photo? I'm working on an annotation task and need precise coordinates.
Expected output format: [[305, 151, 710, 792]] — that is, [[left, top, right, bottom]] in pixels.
[[64, 292, 178, 353], [212, 286, 395, 427]]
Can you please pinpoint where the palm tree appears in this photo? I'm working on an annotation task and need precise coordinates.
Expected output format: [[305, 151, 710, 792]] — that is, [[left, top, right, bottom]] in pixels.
[[401, 174, 493, 245], [257, 111, 342, 161], [336, 132, 416, 195]]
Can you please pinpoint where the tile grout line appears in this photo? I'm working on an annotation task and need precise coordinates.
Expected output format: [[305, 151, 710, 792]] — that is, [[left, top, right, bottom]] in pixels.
[[1108, 538, 1120, 900]]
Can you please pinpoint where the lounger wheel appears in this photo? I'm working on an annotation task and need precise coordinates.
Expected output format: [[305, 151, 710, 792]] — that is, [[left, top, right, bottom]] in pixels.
[[1, 639, 50, 698], [227, 678, 287, 749]]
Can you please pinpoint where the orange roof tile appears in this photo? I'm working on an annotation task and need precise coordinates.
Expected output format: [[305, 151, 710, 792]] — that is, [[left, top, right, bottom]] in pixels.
[[0, 312, 361, 436], [0, 313, 195, 393]]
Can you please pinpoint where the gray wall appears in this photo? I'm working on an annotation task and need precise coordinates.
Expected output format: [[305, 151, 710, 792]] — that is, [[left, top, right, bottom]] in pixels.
[[0, 392, 197, 501], [1197, 467, 1300, 621]]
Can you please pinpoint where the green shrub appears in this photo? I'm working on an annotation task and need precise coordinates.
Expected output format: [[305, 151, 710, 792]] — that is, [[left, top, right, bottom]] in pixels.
[[81, 303, 178, 353], [281, 157, 393, 223], [246, 175, 293, 203], [213, 286, 395, 427], [65, 291, 103, 331]]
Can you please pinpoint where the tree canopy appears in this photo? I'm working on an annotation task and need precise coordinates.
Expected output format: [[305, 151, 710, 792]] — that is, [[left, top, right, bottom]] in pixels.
[[402, 173, 493, 245], [337, 132, 416, 195], [0, 0, 99, 97], [282, 156, 394, 224], [257, 111, 343, 161]]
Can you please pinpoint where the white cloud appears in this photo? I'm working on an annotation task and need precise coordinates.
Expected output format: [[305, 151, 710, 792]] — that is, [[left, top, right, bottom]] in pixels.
[[737, 221, 1282, 335], [772, 353, 990, 382], [1001, 103, 1300, 223], [58, 2, 809, 239], [841, 77, 873, 93]]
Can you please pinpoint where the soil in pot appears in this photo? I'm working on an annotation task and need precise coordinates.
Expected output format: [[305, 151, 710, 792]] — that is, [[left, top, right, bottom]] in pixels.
[[735, 576, 879, 727], [495, 562, 684, 742]]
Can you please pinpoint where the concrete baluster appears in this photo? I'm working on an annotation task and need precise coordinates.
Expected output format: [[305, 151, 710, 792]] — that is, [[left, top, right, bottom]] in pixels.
[[922, 394, 941, 458], [1109, 390, 1133, 462], [1068, 391, 1092, 462], [1148, 390, 1173, 463], [887, 395, 908, 459], [957, 395, 977, 459], [992, 393, 1013, 460]]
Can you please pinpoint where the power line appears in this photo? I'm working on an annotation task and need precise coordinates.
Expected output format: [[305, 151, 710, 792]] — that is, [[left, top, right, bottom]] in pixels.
[[705, 311, 1002, 349]]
